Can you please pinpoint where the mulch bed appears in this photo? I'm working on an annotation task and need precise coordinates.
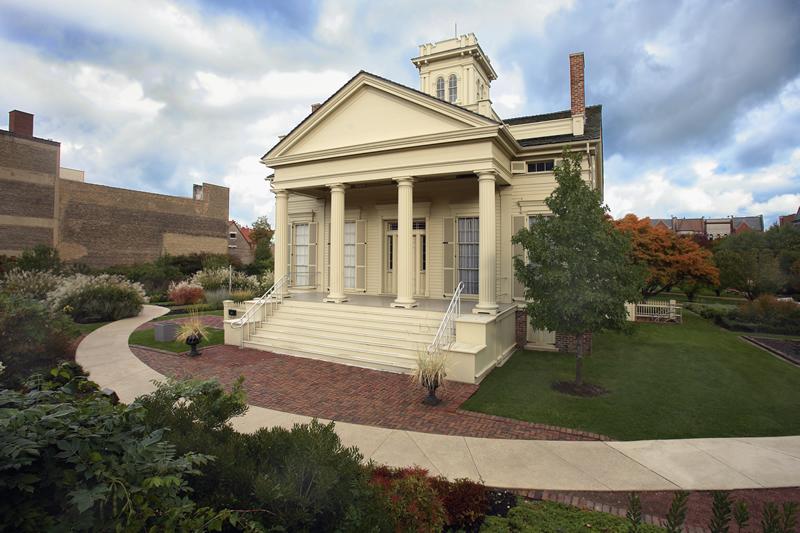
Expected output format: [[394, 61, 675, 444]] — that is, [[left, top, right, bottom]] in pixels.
[[521, 488, 800, 532], [743, 336, 800, 366], [130, 344, 607, 441]]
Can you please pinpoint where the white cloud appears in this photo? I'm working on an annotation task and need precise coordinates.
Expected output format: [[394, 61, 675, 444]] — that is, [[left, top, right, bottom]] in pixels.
[[72, 65, 164, 118], [191, 70, 351, 106], [606, 149, 800, 222], [221, 156, 274, 226], [493, 61, 526, 115]]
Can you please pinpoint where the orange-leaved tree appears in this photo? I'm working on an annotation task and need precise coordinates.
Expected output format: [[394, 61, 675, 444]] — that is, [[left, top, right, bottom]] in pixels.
[[614, 214, 719, 299]]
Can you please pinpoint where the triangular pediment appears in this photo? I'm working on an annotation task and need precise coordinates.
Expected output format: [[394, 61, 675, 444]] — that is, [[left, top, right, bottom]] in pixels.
[[266, 72, 497, 160]]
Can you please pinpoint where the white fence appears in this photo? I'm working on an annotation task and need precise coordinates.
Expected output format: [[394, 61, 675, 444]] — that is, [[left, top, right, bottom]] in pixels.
[[626, 300, 682, 323]]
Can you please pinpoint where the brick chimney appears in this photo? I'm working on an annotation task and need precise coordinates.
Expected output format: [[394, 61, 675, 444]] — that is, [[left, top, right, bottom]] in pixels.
[[9, 110, 34, 137], [569, 53, 585, 135]]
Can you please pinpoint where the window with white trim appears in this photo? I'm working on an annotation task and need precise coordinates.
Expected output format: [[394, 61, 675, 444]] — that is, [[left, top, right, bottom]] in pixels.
[[436, 77, 445, 100], [457, 217, 479, 295], [527, 160, 555, 173], [344, 221, 356, 289], [294, 223, 310, 286], [448, 74, 457, 103]]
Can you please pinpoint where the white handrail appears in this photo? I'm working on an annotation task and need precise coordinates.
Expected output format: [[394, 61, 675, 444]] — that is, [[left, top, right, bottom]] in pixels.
[[230, 275, 287, 346], [427, 281, 464, 354]]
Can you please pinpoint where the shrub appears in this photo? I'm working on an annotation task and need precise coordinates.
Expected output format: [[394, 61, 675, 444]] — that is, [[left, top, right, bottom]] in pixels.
[[704, 295, 800, 335], [138, 379, 392, 532], [190, 267, 261, 293], [47, 274, 146, 323], [160, 253, 240, 277], [105, 261, 183, 296], [168, 281, 205, 305], [0, 294, 76, 388], [370, 467, 446, 533], [0, 268, 62, 300], [431, 476, 488, 531], [203, 288, 231, 309], [0, 371, 256, 532], [16, 244, 63, 272]]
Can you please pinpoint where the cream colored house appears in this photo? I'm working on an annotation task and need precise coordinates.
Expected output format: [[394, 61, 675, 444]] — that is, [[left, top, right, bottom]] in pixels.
[[224, 34, 604, 384]]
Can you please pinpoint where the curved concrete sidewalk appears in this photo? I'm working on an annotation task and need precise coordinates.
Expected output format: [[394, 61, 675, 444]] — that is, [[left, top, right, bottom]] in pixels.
[[76, 305, 800, 491]]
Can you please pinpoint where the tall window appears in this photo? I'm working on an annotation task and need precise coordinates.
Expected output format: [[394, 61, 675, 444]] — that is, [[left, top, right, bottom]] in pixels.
[[294, 223, 310, 286], [344, 221, 356, 289], [457, 217, 479, 295], [448, 75, 458, 103], [436, 77, 445, 100]]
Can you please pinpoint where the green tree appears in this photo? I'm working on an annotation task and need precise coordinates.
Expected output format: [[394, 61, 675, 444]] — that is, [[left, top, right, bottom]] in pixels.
[[512, 150, 643, 386], [714, 231, 783, 299], [247, 216, 275, 274]]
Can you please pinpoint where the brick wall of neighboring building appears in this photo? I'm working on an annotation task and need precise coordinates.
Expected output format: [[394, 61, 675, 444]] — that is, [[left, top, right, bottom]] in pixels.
[[57, 180, 229, 268], [0, 118, 230, 266], [555, 331, 593, 355], [0, 130, 59, 254]]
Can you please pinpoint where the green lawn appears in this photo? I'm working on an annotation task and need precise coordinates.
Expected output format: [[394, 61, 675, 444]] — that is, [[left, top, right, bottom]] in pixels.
[[71, 321, 113, 336], [128, 327, 224, 353], [463, 312, 800, 440]]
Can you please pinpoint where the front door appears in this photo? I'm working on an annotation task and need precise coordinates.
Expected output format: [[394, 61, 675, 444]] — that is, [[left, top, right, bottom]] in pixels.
[[384, 220, 426, 296]]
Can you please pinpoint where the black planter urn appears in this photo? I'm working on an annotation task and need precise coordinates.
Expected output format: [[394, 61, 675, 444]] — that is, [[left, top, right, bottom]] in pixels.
[[423, 382, 441, 406], [186, 334, 202, 357]]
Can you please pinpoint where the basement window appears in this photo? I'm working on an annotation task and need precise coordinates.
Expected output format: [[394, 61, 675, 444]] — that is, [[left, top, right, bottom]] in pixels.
[[527, 160, 555, 173]]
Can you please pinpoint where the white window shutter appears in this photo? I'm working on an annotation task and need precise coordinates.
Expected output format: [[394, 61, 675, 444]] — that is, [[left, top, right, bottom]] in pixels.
[[308, 222, 318, 288], [512, 215, 526, 300], [442, 217, 455, 295], [355, 219, 367, 291]]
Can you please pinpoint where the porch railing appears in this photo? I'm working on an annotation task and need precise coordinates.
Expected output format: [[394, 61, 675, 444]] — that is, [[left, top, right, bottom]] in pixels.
[[427, 281, 464, 355], [230, 275, 287, 347], [631, 299, 682, 323]]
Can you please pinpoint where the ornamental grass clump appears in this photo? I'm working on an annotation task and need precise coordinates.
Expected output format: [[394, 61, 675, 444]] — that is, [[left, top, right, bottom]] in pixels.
[[46, 274, 146, 323], [176, 311, 209, 356], [0, 268, 62, 301], [413, 348, 447, 406]]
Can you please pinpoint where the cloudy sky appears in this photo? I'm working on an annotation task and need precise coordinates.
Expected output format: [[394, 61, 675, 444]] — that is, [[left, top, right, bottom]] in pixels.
[[1, 0, 798, 226]]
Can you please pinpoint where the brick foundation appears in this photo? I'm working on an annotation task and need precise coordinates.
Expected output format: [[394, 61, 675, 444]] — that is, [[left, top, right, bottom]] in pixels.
[[515, 308, 527, 348], [555, 331, 593, 356]]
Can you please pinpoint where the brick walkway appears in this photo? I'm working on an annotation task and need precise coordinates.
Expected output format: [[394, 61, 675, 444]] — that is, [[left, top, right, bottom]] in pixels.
[[135, 315, 224, 331], [131, 344, 607, 441]]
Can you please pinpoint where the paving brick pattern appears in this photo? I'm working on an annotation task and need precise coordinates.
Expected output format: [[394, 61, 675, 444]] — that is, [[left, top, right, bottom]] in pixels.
[[131, 344, 607, 441], [135, 315, 224, 331]]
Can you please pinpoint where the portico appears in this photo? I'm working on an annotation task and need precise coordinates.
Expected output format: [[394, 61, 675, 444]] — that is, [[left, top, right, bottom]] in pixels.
[[229, 34, 605, 382]]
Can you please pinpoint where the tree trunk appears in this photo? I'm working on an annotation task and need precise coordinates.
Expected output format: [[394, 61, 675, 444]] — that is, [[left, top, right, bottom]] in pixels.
[[575, 333, 584, 386]]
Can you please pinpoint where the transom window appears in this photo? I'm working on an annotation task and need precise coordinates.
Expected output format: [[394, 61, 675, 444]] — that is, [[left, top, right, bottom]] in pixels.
[[448, 74, 458, 103], [527, 160, 555, 173], [436, 77, 445, 100], [457, 217, 479, 295]]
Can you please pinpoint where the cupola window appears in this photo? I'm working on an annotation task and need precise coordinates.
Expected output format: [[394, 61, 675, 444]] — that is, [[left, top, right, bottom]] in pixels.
[[436, 77, 445, 100], [448, 74, 458, 103]]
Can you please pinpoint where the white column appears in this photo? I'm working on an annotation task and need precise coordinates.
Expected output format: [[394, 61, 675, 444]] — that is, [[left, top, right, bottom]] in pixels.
[[392, 177, 417, 308], [324, 183, 347, 303], [273, 188, 289, 297], [474, 170, 498, 314]]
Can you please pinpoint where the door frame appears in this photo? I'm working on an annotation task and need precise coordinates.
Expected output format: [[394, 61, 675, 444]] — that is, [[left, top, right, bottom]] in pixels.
[[382, 218, 428, 297]]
